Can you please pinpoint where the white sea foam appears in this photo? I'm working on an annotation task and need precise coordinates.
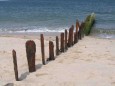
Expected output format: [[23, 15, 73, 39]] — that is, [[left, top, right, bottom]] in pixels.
[[7, 27, 69, 33]]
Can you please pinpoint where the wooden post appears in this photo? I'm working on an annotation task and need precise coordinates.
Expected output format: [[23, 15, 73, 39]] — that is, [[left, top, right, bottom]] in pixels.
[[12, 50, 19, 81], [74, 31, 78, 44], [71, 25, 74, 45], [60, 33, 64, 52], [76, 20, 79, 42], [26, 40, 36, 72], [80, 22, 85, 38], [78, 22, 82, 40], [79, 24, 82, 40], [68, 27, 72, 47], [76, 20, 80, 33], [49, 41, 55, 60], [74, 32, 77, 44], [56, 36, 59, 56], [68, 25, 74, 47], [40, 34, 45, 65], [65, 29, 68, 50]]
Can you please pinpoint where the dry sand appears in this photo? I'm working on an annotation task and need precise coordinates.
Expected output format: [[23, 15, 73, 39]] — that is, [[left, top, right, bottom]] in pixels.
[[0, 35, 115, 86]]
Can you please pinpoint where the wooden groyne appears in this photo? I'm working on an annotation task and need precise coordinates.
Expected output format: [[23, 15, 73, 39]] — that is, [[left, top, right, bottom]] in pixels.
[[11, 13, 95, 81]]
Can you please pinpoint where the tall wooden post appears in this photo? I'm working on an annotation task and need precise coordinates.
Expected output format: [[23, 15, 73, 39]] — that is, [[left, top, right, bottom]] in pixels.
[[80, 22, 85, 38], [65, 29, 68, 50], [49, 41, 55, 60], [40, 34, 45, 65], [76, 20, 80, 33], [76, 20, 79, 42], [56, 36, 59, 56], [74, 32, 77, 44], [12, 50, 19, 81], [68, 27, 72, 47], [26, 40, 36, 72], [68, 27, 71, 47], [60, 33, 64, 52], [71, 25, 74, 45], [79, 24, 82, 40]]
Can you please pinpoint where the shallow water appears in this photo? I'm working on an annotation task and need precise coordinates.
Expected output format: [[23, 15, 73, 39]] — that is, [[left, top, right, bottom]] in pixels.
[[0, 0, 115, 38]]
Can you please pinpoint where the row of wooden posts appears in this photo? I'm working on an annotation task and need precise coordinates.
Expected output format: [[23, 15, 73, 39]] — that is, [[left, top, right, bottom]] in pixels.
[[12, 20, 85, 81]]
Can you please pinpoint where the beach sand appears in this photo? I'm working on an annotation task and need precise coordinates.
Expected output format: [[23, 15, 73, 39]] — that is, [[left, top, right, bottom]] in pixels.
[[0, 35, 115, 86]]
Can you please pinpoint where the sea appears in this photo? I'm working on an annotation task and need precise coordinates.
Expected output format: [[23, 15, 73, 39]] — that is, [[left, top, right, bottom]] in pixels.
[[0, 0, 115, 38]]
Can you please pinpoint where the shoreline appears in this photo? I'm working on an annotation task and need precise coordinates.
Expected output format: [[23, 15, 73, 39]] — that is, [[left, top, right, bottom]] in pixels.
[[0, 31, 115, 39], [0, 32, 61, 40]]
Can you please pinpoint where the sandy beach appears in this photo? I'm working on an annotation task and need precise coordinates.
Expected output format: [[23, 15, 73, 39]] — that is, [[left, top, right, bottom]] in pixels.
[[0, 35, 115, 86]]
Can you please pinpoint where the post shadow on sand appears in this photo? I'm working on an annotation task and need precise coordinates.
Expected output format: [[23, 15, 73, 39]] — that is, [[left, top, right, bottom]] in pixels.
[[5, 83, 14, 86], [35, 64, 42, 70], [19, 64, 42, 81], [19, 72, 29, 81]]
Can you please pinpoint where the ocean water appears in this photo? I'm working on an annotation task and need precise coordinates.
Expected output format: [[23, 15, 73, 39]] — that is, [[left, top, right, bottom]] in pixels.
[[0, 0, 115, 38]]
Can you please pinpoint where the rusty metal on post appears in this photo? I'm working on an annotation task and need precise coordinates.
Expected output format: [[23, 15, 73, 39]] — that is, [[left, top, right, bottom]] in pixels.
[[65, 29, 68, 50], [12, 50, 19, 81], [40, 34, 45, 65], [49, 41, 55, 61], [26, 40, 36, 72], [56, 36, 59, 56], [60, 33, 64, 52]]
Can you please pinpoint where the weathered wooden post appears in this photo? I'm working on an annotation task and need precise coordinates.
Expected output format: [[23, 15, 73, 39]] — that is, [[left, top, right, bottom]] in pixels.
[[60, 33, 64, 52], [68, 27, 72, 47], [40, 34, 45, 65], [74, 32, 77, 44], [26, 40, 36, 72], [68, 25, 74, 47], [76, 20, 79, 42], [76, 20, 80, 32], [65, 29, 68, 50], [80, 22, 85, 38], [56, 36, 59, 56], [71, 25, 74, 45], [79, 23, 82, 40], [49, 41, 55, 60], [78, 23, 82, 40], [12, 50, 19, 81]]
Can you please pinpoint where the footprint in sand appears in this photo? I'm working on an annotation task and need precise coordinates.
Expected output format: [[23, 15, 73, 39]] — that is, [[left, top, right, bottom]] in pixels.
[[36, 73, 48, 77], [85, 59, 92, 62], [87, 72, 95, 79], [107, 57, 115, 61], [0, 51, 7, 54], [111, 82, 115, 86], [58, 60, 64, 63], [77, 51, 82, 53]]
